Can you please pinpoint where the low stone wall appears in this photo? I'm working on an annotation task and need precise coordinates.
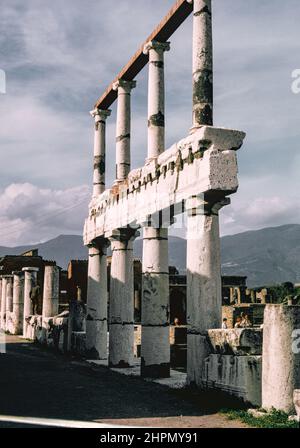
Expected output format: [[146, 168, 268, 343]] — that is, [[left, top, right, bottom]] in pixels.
[[24, 312, 69, 353], [201, 329, 263, 406]]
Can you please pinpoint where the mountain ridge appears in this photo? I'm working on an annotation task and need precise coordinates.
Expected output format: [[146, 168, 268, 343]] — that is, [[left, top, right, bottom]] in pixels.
[[1, 224, 299, 287]]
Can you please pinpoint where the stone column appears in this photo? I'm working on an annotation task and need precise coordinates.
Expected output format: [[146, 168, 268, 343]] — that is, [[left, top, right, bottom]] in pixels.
[[90, 108, 111, 197], [112, 79, 136, 182], [187, 0, 213, 128], [5, 276, 13, 331], [22, 267, 39, 337], [86, 239, 109, 360], [1, 277, 7, 330], [143, 40, 170, 161], [12, 272, 24, 335], [262, 305, 300, 414], [42, 266, 59, 319], [109, 228, 138, 367], [141, 227, 170, 378], [186, 199, 227, 386]]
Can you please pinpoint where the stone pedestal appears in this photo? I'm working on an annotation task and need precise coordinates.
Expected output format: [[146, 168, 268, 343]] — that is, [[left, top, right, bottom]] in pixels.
[[109, 229, 138, 367], [262, 305, 300, 414], [42, 266, 59, 319], [22, 267, 39, 338], [12, 272, 24, 335], [186, 199, 224, 387], [86, 241, 108, 360], [113, 80, 136, 182], [141, 227, 170, 378]]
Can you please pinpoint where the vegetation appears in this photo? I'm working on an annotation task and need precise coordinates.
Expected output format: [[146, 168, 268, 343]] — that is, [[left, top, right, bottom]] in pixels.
[[266, 282, 300, 304], [221, 408, 299, 429]]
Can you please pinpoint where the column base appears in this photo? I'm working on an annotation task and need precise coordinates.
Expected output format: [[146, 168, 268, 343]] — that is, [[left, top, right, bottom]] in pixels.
[[141, 360, 170, 379]]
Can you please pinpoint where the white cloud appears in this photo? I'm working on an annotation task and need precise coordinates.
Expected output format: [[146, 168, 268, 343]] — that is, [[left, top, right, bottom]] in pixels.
[[0, 183, 90, 246]]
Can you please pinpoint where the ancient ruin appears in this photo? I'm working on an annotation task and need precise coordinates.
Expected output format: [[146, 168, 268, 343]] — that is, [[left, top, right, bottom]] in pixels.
[[1, 0, 299, 420]]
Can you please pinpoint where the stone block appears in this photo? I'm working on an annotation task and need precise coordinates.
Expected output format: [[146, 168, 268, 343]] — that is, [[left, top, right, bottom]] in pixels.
[[207, 328, 263, 355], [202, 354, 262, 406]]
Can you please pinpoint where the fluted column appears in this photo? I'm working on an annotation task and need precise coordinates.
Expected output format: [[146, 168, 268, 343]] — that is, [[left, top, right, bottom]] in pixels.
[[113, 79, 136, 182], [187, 0, 213, 128], [5, 276, 13, 332], [0, 277, 7, 330], [86, 239, 109, 360], [12, 271, 24, 335], [42, 265, 59, 319], [186, 199, 227, 386], [90, 108, 111, 197], [22, 267, 39, 337], [109, 228, 139, 367], [143, 40, 170, 161]]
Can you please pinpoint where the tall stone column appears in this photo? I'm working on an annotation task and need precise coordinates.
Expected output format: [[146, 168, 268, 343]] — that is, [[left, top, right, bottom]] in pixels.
[[113, 79, 136, 182], [187, 0, 213, 128], [42, 265, 59, 319], [5, 276, 13, 331], [12, 272, 24, 335], [0, 277, 7, 330], [22, 267, 39, 337], [143, 40, 170, 161], [90, 108, 111, 197], [109, 228, 138, 367], [141, 227, 170, 378], [262, 305, 300, 414], [86, 239, 109, 360], [140, 41, 170, 378], [186, 199, 226, 386]]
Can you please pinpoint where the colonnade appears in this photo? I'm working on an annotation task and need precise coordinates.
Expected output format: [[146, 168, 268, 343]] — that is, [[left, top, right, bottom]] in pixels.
[[0, 265, 59, 338], [86, 0, 221, 383]]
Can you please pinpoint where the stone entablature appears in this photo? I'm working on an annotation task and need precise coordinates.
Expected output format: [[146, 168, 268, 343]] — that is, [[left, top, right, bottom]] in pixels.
[[84, 126, 245, 244]]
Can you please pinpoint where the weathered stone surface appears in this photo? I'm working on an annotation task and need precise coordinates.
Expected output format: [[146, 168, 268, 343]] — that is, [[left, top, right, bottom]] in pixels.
[[202, 354, 262, 406], [262, 305, 300, 414], [207, 329, 263, 355], [84, 127, 245, 245]]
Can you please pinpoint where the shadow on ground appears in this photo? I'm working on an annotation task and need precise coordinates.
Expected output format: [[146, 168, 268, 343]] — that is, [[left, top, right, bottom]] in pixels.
[[0, 336, 247, 427]]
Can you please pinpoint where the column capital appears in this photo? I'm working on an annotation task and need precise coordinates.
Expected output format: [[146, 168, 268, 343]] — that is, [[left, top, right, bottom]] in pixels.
[[185, 197, 230, 215], [107, 227, 140, 243], [22, 267, 39, 273], [12, 271, 24, 276], [90, 108, 111, 121], [88, 237, 110, 251], [113, 79, 136, 93], [143, 40, 170, 55]]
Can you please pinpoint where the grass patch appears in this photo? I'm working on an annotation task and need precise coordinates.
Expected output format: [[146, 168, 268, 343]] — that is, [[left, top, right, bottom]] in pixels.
[[221, 408, 299, 429]]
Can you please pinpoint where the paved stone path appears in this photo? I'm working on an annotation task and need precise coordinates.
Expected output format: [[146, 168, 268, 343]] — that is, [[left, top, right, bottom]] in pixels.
[[0, 336, 248, 428]]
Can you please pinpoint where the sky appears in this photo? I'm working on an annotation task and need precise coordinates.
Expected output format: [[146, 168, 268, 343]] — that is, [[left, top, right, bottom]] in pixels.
[[0, 0, 300, 246]]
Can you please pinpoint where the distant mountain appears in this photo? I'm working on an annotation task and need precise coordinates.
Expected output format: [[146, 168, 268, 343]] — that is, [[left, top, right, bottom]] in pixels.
[[0, 235, 88, 269], [221, 224, 300, 287], [1, 224, 300, 287]]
